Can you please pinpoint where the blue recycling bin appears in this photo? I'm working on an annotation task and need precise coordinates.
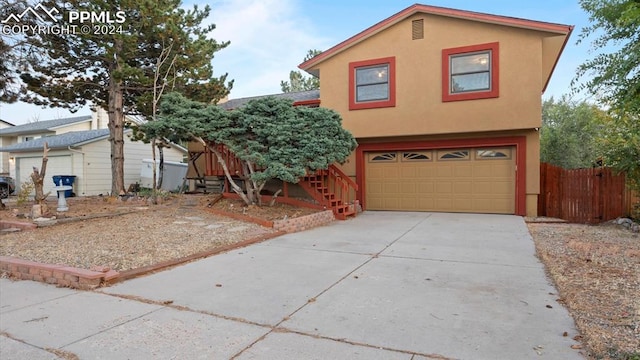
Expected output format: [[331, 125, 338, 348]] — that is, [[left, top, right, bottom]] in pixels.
[[52, 175, 76, 197]]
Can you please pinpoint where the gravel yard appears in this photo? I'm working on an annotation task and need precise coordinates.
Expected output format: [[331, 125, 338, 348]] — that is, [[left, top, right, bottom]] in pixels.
[[528, 222, 640, 359], [0, 195, 276, 272]]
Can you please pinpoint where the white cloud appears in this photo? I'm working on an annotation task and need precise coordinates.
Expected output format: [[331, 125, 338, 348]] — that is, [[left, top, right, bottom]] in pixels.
[[204, 0, 330, 98], [3, 1, 331, 123]]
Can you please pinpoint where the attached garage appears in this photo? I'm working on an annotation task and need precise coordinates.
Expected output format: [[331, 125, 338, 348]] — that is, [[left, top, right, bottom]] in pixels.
[[16, 155, 73, 196], [365, 147, 515, 214]]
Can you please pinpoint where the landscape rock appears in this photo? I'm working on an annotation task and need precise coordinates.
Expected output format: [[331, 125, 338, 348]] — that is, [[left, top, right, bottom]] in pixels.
[[615, 217, 640, 233], [33, 217, 58, 227], [616, 217, 632, 226]]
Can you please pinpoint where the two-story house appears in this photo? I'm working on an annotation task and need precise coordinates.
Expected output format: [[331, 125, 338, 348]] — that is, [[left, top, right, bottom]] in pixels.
[[297, 4, 572, 217]]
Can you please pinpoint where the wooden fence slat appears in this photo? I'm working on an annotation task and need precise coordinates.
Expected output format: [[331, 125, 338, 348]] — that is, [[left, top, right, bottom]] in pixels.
[[538, 163, 636, 223]]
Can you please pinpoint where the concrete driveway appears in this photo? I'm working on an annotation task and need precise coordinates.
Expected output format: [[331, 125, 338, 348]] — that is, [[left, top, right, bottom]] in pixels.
[[1, 212, 583, 359]]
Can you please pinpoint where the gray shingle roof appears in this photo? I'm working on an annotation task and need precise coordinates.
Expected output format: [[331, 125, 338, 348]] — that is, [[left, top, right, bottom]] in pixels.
[[0, 129, 110, 152], [219, 89, 320, 110], [0, 115, 92, 135]]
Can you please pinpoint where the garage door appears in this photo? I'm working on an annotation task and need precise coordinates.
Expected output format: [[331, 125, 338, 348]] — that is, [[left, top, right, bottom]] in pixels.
[[365, 147, 515, 214], [16, 156, 73, 196]]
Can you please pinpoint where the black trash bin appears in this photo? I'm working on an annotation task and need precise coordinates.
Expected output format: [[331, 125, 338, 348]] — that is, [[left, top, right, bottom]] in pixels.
[[52, 175, 76, 197]]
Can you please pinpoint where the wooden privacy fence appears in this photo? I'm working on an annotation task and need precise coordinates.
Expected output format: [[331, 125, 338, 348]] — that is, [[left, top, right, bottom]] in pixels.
[[538, 163, 638, 224]]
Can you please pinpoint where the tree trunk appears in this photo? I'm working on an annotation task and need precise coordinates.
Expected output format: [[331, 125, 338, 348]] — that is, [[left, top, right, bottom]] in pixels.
[[150, 138, 158, 204], [195, 138, 251, 205], [243, 161, 266, 206], [242, 162, 256, 205], [31, 143, 50, 214], [108, 43, 126, 196], [151, 138, 157, 190], [158, 146, 164, 189]]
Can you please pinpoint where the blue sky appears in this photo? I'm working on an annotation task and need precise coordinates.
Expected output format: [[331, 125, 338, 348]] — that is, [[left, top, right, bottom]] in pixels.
[[0, 0, 595, 124]]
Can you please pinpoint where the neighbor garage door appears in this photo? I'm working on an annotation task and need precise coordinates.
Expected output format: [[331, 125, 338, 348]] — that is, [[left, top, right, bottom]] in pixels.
[[365, 147, 515, 214], [16, 155, 73, 196]]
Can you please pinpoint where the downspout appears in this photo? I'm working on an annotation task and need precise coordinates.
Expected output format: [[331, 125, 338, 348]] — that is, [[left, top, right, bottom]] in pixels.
[[67, 146, 85, 196]]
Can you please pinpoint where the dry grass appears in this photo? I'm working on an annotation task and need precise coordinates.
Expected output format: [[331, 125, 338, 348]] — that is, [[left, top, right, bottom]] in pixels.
[[528, 222, 640, 359], [0, 195, 275, 272]]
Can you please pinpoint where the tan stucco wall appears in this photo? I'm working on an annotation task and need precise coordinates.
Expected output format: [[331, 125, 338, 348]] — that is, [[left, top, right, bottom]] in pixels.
[[313, 14, 555, 138]]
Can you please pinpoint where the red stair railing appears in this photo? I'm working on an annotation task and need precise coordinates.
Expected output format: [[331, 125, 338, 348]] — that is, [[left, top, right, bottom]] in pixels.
[[300, 164, 359, 220]]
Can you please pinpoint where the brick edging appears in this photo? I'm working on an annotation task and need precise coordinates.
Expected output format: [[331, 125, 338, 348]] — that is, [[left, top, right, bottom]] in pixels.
[[0, 256, 118, 290], [273, 210, 335, 233], [205, 208, 336, 233], [205, 208, 274, 227], [0, 220, 37, 231], [1, 208, 337, 289]]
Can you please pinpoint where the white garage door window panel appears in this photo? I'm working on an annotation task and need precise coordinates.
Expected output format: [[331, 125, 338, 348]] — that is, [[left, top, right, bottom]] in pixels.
[[17, 156, 73, 196]]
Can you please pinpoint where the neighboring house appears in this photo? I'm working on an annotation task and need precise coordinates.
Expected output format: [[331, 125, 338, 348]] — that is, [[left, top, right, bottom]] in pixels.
[[0, 112, 187, 196], [295, 4, 572, 217], [0, 119, 15, 174]]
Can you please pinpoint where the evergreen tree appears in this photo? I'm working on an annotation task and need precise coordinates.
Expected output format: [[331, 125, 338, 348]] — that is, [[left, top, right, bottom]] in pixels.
[[0, 0, 33, 103], [280, 49, 321, 93], [142, 92, 357, 206], [16, 0, 232, 195]]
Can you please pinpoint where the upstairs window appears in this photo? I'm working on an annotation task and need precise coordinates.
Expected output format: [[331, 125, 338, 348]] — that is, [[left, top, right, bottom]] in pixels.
[[442, 42, 499, 102], [349, 57, 396, 110]]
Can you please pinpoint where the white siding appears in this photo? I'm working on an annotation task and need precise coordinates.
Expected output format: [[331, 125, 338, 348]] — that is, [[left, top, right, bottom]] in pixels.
[[91, 108, 110, 129], [80, 135, 185, 195], [80, 139, 111, 195], [0, 136, 17, 174], [53, 121, 92, 134]]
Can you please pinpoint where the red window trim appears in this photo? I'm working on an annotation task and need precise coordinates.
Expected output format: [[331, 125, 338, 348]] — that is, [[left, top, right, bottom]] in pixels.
[[442, 42, 499, 102], [349, 57, 396, 110], [355, 136, 527, 216]]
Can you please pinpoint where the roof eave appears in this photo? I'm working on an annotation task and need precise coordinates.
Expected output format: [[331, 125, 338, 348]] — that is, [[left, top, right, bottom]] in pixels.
[[48, 118, 92, 131], [72, 135, 110, 148], [542, 25, 575, 94], [0, 130, 55, 136]]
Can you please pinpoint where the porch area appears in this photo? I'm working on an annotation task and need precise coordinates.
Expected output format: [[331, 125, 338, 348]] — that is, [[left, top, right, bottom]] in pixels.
[[186, 142, 359, 220]]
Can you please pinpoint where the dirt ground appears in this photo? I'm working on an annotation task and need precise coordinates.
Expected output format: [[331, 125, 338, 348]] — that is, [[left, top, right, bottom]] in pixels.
[[528, 222, 640, 359], [0, 194, 320, 272], [206, 196, 320, 221], [0, 194, 319, 223]]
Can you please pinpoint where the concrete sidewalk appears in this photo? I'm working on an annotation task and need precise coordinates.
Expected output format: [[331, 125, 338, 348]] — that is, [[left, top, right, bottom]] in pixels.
[[1, 212, 584, 359]]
